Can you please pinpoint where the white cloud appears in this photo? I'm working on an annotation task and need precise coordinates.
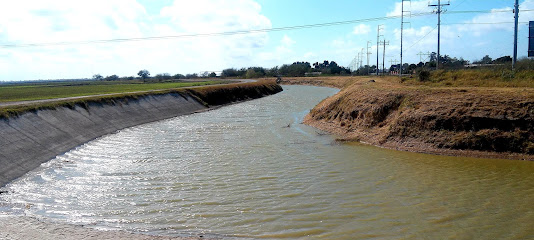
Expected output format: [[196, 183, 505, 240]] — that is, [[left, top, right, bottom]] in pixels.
[[257, 35, 297, 66], [0, 0, 272, 80], [281, 35, 296, 46], [456, 0, 534, 35], [352, 24, 371, 35]]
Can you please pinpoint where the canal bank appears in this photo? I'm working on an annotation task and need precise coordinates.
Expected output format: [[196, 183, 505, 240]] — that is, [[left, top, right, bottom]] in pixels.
[[0, 81, 282, 187], [281, 76, 534, 161]]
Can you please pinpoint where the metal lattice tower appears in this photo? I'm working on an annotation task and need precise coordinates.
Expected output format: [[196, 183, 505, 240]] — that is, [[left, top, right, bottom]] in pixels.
[[417, 51, 432, 63]]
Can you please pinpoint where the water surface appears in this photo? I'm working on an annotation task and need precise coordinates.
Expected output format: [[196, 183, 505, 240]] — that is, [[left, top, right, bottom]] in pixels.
[[2, 85, 534, 239]]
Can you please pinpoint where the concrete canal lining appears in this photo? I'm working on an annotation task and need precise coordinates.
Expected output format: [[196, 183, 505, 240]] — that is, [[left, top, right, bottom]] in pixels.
[[0, 83, 282, 187]]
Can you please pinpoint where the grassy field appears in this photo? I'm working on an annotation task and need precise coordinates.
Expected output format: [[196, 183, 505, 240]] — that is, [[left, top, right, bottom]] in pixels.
[[0, 80, 226, 102], [0, 80, 281, 119], [401, 68, 534, 88]]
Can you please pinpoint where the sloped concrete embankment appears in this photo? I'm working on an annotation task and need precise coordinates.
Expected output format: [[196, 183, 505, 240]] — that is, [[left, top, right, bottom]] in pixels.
[[0, 82, 283, 187]]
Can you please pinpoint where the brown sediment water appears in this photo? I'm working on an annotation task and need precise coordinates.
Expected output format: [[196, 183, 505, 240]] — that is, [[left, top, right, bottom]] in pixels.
[[1, 85, 533, 239]]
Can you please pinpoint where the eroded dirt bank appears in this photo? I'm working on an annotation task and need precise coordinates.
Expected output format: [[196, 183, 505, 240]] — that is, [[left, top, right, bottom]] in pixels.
[[283, 76, 534, 160]]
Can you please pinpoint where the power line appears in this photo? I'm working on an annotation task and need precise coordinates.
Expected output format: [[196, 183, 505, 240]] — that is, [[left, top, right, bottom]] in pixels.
[[1, 8, 528, 49], [404, 25, 438, 52], [0, 12, 436, 49], [443, 22, 529, 25]]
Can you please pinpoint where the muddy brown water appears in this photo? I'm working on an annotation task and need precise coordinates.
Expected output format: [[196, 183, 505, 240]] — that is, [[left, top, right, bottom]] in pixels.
[[1, 85, 533, 239]]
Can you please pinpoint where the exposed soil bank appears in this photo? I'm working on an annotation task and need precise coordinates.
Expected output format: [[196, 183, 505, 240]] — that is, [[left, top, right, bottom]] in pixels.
[[0, 81, 282, 187], [284, 76, 534, 160]]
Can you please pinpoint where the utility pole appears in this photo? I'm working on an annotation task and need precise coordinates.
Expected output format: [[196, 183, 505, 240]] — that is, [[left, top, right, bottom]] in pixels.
[[401, 0, 411, 76], [367, 41, 372, 75], [360, 48, 365, 69], [377, 25, 384, 75], [379, 40, 390, 75], [429, 0, 449, 70], [513, 0, 519, 69]]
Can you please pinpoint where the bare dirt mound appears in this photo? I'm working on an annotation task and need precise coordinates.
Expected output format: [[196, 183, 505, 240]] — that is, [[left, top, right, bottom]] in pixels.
[[301, 77, 534, 160]]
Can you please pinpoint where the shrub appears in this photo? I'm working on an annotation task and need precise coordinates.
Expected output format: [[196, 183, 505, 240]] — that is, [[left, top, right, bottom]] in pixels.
[[418, 70, 431, 82]]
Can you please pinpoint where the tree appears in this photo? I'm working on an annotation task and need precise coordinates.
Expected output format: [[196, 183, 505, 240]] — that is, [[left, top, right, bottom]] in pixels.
[[138, 69, 150, 82], [481, 55, 492, 64], [173, 73, 185, 79], [93, 74, 103, 81], [209, 72, 217, 78], [474, 55, 493, 64], [104, 75, 119, 81], [266, 66, 279, 77], [199, 71, 209, 78], [221, 68, 239, 78], [493, 56, 512, 64], [185, 73, 198, 79], [155, 73, 171, 81]]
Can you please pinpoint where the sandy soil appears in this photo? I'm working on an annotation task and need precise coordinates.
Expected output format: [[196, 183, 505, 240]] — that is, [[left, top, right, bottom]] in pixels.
[[0, 215, 217, 240]]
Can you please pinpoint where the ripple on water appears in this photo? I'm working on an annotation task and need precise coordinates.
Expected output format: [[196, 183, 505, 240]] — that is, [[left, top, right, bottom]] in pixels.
[[1, 86, 534, 239]]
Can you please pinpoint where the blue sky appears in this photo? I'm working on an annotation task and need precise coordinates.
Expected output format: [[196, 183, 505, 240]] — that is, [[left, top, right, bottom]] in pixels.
[[0, 0, 532, 81]]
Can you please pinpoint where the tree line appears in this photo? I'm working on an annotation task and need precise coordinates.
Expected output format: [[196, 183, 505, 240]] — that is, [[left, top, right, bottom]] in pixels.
[[92, 60, 351, 81], [92, 54, 516, 82], [92, 70, 218, 82], [221, 60, 350, 78], [352, 52, 514, 76]]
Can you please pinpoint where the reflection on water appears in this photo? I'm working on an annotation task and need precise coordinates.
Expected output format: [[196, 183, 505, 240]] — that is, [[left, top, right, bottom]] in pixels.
[[2, 85, 534, 239]]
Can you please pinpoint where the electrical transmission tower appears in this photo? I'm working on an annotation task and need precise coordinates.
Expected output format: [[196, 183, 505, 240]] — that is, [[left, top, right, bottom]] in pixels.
[[349, 54, 359, 71], [417, 51, 431, 63], [379, 40, 390, 75], [400, 0, 411, 76], [390, 59, 399, 74], [377, 25, 384, 75], [429, 0, 449, 70]]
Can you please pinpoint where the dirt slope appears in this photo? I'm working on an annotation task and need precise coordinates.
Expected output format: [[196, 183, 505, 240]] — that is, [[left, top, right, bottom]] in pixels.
[[287, 76, 534, 160]]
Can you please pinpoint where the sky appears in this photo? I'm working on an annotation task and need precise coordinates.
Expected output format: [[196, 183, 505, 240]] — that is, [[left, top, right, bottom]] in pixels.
[[1, 0, 533, 81]]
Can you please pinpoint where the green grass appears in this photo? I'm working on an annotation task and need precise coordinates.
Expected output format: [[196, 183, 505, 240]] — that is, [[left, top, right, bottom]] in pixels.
[[0, 80, 227, 102], [402, 59, 534, 88], [402, 69, 534, 88], [0, 80, 281, 119]]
